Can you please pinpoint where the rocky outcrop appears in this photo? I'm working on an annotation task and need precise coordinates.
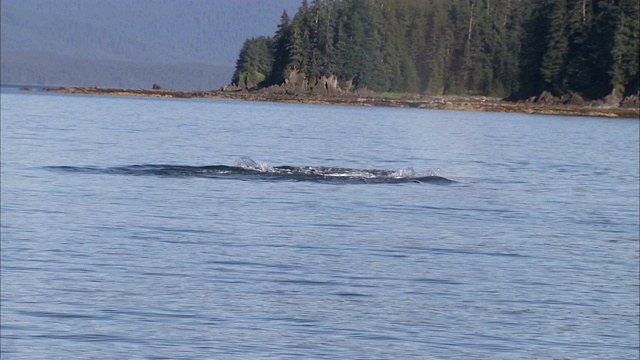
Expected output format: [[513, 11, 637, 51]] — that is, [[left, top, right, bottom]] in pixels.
[[282, 70, 342, 95], [620, 94, 639, 108], [340, 78, 354, 92], [283, 70, 308, 92], [563, 93, 585, 106], [311, 75, 340, 95], [528, 91, 563, 105], [524, 89, 638, 110], [602, 88, 622, 107], [220, 84, 243, 92]]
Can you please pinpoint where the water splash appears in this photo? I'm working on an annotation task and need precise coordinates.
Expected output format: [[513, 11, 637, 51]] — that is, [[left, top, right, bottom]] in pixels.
[[234, 156, 274, 172], [390, 167, 416, 178]]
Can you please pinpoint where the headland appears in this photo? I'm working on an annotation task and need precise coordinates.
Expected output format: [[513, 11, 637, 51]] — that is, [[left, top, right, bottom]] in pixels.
[[40, 86, 639, 119]]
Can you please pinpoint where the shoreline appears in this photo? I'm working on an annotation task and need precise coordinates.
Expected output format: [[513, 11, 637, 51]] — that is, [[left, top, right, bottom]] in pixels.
[[40, 86, 639, 119]]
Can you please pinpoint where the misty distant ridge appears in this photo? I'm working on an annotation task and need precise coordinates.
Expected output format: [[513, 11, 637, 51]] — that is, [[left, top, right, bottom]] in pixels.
[[1, 0, 302, 89], [1, 51, 236, 90]]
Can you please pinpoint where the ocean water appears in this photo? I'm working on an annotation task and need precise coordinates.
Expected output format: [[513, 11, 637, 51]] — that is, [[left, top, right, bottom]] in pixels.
[[1, 86, 638, 359]]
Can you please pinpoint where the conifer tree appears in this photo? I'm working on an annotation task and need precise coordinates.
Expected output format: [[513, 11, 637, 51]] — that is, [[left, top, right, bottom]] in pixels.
[[288, 0, 311, 73], [310, 0, 335, 78], [232, 36, 273, 88], [266, 11, 292, 86], [424, 1, 453, 95], [611, 0, 639, 96], [540, 0, 569, 96]]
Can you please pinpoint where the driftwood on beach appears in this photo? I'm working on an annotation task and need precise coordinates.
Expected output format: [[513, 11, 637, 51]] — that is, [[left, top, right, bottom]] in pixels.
[[43, 86, 639, 119]]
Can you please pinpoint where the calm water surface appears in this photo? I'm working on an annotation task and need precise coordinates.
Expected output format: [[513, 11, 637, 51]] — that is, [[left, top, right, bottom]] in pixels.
[[1, 86, 639, 359]]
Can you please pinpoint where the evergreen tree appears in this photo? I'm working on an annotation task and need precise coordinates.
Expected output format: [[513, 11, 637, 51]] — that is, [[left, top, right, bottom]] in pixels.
[[288, 0, 312, 73], [333, 0, 371, 87], [584, 0, 620, 98], [540, 0, 569, 96], [400, 0, 422, 93], [310, 0, 336, 78], [518, 1, 557, 98], [611, 0, 639, 96], [563, 0, 592, 96], [499, 0, 526, 97], [266, 11, 292, 86], [232, 36, 274, 88], [424, 1, 453, 95]]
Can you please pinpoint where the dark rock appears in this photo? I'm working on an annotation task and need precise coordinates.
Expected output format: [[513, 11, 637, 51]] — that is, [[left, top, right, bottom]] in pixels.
[[340, 78, 354, 92], [535, 91, 561, 105], [602, 88, 622, 107], [564, 93, 585, 106], [311, 75, 340, 95], [589, 99, 605, 107], [619, 94, 639, 108], [152, 83, 162, 90], [262, 84, 287, 95], [284, 70, 308, 92], [221, 84, 242, 92]]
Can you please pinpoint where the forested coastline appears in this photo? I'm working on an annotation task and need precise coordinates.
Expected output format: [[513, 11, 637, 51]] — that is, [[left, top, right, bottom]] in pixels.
[[232, 0, 639, 101]]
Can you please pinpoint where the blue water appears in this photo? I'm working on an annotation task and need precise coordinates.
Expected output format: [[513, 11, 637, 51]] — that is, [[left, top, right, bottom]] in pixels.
[[1, 86, 639, 359]]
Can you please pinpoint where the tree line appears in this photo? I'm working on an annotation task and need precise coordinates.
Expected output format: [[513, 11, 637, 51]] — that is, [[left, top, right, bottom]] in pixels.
[[232, 0, 638, 100]]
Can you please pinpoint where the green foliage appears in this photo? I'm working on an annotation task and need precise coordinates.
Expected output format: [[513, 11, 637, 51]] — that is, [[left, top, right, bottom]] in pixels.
[[540, 0, 569, 94], [232, 36, 274, 88], [518, 0, 640, 99], [264, 10, 293, 86], [612, 0, 640, 95], [233, 0, 640, 99]]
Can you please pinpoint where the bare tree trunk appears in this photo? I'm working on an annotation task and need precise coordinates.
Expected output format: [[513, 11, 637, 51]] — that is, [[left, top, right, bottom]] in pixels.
[[503, 0, 511, 27], [468, 0, 475, 41]]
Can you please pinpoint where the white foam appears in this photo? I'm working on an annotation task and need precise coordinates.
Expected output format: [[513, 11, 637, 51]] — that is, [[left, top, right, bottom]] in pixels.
[[234, 156, 273, 172], [391, 167, 416, 178]]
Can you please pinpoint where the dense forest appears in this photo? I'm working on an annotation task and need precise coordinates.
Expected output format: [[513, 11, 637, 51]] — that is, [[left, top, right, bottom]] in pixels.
[[233, 0, 639, 100]]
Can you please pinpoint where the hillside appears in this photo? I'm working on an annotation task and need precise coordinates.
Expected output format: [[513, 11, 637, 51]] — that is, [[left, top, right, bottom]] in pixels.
[[0, 0, 302, 89], [1, 52, 235, 90]]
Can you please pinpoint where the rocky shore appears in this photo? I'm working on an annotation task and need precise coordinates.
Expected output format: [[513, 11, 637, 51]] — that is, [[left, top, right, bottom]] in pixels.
[[42, 86, 639, 119]]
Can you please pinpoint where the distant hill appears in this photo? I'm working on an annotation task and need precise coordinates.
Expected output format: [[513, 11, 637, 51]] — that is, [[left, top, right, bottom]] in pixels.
[[1, 52, 235, 90], [1, 0, 302, 89]]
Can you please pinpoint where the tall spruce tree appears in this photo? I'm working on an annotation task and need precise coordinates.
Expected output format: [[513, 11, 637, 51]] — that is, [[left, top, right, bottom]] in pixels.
[[424, 1, 453, 95], [540, 0, 569, 96], [611, 0, 639, 96], [266, 11, 292, 86], [288, 0, 312, 73], [310, 0, 336, 78]]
